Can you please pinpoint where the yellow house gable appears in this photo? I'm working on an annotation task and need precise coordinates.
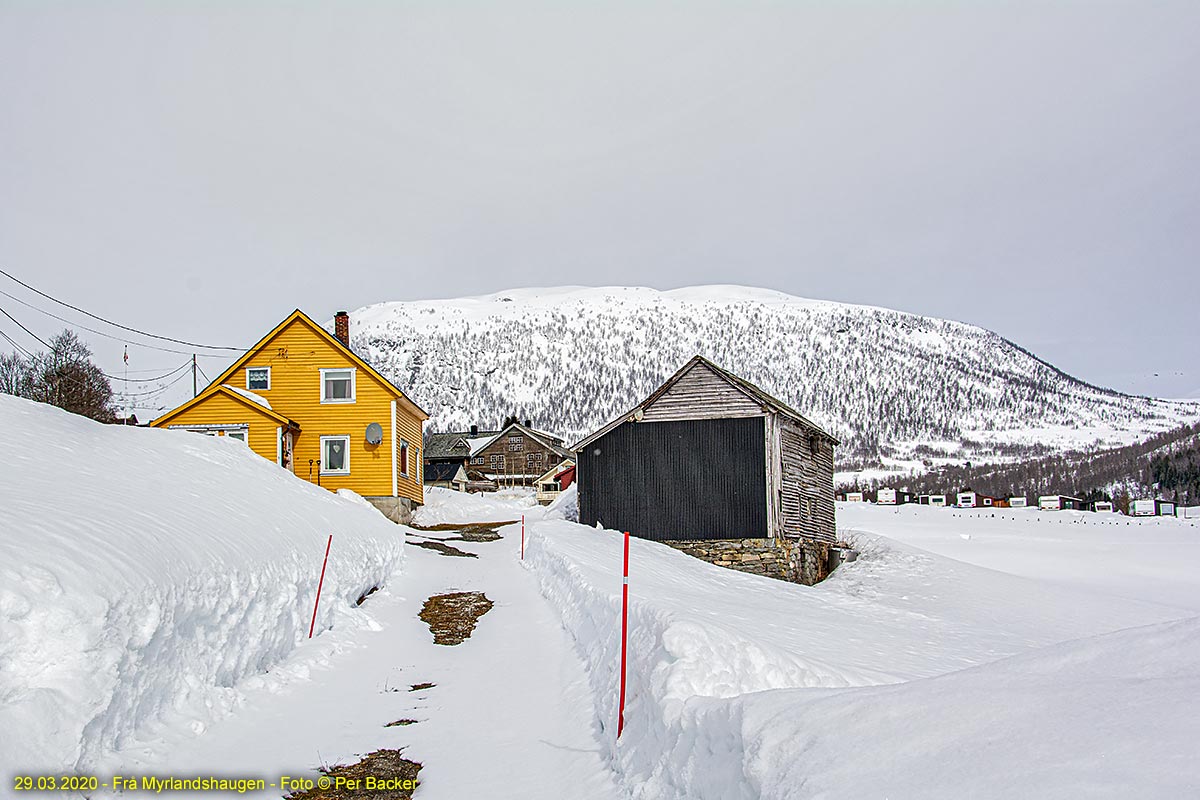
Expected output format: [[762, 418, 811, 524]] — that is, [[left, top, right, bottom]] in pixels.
[[203, 309, 428, 421], [152, 310, 427, 505], [151, 385, 296, 463]]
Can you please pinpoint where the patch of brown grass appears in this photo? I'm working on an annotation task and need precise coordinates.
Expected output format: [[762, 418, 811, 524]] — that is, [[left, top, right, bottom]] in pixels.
[[406, 539, 477, 558], [409, 521, 513, 540], [418, 592, 494, 645], [285, 749, 421, 800]]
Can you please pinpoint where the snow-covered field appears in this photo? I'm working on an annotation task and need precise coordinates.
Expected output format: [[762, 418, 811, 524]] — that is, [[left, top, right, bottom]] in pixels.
[[525, 502, 1200, 798], [0, 396, 406, 772], [5, 419, 1199, 799]]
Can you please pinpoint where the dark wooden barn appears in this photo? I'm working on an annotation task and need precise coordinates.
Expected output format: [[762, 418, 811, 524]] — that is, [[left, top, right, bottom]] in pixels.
[[575, 356, 838, 548]]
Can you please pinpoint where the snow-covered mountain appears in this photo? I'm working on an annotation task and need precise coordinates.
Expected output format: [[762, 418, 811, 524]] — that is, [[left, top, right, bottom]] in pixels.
[[346, 286, 1200, 472]]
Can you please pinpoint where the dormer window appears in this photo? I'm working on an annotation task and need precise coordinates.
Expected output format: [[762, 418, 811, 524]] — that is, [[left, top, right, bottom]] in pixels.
[[320, 368, 356, 403], [246, 367, 271, 391]]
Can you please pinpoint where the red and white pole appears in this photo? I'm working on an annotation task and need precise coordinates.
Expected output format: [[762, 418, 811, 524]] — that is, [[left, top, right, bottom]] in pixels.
[[521, 515, 525, 560], [308, 534, 333, 639], [617, 529, 630, 739]]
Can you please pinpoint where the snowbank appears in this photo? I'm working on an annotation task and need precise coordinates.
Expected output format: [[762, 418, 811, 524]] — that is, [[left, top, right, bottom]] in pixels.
[[0, 396, 405, 771], [521, 509, 1200, 798], [413, 485, 542, 526], [731, 616, 1200, 799]]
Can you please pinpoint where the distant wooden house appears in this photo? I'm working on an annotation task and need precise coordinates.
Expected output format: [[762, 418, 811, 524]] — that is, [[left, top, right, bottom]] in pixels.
[[534, 459, 576, 505], [1039, 494, 1085, 511], [471, 422, 572, 489], [575, 356, 838, 573]]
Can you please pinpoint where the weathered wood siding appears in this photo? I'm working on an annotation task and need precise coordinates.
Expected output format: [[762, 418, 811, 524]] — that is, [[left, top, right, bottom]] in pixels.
[[474, 430, 562, 485], [778, 420, 836, 543], [578, 417, 767, 541], [641, 362, 763, 422]]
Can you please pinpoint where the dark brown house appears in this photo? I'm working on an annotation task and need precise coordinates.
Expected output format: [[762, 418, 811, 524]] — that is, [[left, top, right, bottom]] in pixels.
[[468, 422, 573, 488], [574, 356, 838, 581]]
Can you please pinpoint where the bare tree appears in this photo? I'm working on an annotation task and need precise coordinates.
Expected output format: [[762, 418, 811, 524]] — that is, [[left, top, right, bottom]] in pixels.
[[0, 351, 32, 397], [2, 330, 115, 422]]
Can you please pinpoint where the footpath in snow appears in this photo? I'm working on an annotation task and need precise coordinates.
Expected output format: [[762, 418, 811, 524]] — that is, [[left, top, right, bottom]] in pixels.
[[119, 489, 621, 800]]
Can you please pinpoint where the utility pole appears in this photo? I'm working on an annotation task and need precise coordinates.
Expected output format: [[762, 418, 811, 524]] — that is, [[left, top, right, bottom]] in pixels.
[[192, 354, 197, 397]]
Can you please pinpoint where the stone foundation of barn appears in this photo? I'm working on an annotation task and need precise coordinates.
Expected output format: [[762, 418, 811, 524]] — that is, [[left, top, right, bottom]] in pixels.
[[664, 537, 840, 586], [364, 496, 417, 525]]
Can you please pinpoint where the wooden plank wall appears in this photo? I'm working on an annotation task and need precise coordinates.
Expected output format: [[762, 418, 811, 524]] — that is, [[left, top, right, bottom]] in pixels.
[[779, 420, 837, 543], [642, 363, 763, 421]]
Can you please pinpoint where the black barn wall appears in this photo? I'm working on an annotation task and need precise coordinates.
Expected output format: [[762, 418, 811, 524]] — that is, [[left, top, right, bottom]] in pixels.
[[578, 417, 767, 541]]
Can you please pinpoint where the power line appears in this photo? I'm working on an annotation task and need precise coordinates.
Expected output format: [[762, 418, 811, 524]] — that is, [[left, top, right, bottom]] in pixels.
[[0, 287, 233, 357], [0, 303, 193, 384], [107, 360, 192, 383], [0, 318, 126, 400], [2, 306, 189, 403], [0, 328, 36, 360], [0, 268, 246, 351], [0, 305, 52, 350], [112, 370, 192, 398]]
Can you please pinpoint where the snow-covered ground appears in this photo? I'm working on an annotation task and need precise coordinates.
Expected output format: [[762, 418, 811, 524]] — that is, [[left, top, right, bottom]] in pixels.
[[524, 502, 1200, 798], [6, 426, 1199, 799], [0, 396, 406, 773]]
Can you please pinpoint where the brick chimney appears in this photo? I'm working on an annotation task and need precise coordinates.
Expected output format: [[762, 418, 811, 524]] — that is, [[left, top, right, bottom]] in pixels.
[[334, 311, 349, 347]]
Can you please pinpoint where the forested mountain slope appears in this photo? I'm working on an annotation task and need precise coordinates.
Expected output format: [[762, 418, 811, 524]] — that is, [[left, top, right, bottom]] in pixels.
[[346, 286, 1200, 470]]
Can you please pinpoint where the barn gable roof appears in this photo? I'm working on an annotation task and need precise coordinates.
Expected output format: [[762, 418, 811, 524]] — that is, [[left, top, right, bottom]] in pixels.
[[573, 355, 838, 450]]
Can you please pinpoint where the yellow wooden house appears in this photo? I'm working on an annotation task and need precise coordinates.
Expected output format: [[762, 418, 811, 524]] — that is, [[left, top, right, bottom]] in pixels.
[[151, 309, 428, 521]]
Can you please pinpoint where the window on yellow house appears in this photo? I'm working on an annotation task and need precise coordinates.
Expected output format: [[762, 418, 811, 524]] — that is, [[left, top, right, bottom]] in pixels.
[[320, 368, 355, 403], [320, 435, 350, 475], [246, 367, 270, 391]]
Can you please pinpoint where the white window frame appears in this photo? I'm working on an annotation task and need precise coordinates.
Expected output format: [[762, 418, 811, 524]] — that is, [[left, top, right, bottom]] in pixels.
[[320, 368, 357, 404], [245, 366, 271, 391], [399, 438, 410, 478], [320, 435, 351, 475], [223, 428, 250, 445]]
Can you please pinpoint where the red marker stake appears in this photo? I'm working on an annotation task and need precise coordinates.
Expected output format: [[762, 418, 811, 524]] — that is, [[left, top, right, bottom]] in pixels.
[[521, 515, 525, 560], [308, 534, 333, 639], [617, 529, 630, 739]]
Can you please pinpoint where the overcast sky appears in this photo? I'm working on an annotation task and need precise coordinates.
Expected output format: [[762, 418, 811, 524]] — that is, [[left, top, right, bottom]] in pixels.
[[1, 1, 1197, 415]]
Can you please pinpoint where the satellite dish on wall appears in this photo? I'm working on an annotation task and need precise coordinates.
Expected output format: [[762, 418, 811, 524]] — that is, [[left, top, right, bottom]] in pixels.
[[365, 422, 383, 445]]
